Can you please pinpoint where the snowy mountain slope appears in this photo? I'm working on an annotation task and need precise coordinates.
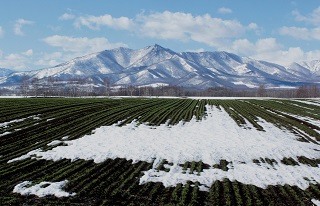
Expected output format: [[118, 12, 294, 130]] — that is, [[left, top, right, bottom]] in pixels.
[[0, 68, 14, 77], [287, 60, 320, 79], [0, 45, 319, 89], [300, 60, 320, 74], [34, 53, 125, 79], [287, 63, 313, 78], [0, 70, 39, 86], [180, 51, 244, 75], [181, 52, 302, 81]]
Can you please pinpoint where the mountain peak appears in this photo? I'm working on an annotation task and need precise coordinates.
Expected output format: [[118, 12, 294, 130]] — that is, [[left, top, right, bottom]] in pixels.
[[111, 46, 132, 52], [143, 44, 166, 51], [0, 45, 319, 89]]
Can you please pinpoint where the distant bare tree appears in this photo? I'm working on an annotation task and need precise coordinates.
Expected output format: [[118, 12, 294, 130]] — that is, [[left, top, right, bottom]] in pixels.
[[257, 84, 266, 97], [21, 74, 30, 97], [309, 85, 319, 97], [47, 77, 57, 96], [296, 85, 319, 98], [84, 78, 94, 96], [67, 78, 80, 97], [296, 85, 308, 98], [127, 85, 136, 97], [104, 77, 112, 97], [31, 77, 39, 97]]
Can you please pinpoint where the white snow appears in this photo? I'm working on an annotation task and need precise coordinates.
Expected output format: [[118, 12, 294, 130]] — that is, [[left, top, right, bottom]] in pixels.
[[0, 118, 26, 128], [312, 199, 320, 206], [61, 136, 69, 140], [293, 99, 320, 107], [0, 131, 11, 137], [13, 180, 75, 197], [268, 85, 297, 89], [0, 95, 25, 98], [284, 113, 320, 128], [3, 45, 317, 89], [8, 105, 320, 191], [8, 148, 43, 163], [0, 115, 41, 130], [47, 140, 63, 146], [233, 81, 257, 88], [75, 71, 83, 75]]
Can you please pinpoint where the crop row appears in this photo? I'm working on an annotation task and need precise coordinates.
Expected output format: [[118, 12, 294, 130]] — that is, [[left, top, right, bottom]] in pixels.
[[0, 98, 319, 205]]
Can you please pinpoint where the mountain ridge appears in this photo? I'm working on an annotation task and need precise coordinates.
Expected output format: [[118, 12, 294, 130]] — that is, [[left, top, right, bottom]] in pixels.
[[0, 44, 319, 89]]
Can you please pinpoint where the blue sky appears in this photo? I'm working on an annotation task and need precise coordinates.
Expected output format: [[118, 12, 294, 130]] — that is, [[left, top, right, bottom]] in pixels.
[[0, 0, 319, 71]]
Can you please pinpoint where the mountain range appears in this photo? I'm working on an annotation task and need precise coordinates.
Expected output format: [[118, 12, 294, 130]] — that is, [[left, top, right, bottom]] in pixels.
[[0, 44, 319, 90]]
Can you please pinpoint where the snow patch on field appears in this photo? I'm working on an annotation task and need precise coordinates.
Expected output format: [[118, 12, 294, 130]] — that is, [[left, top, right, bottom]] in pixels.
[[285, 113, 320, 128], [312, 199, 320, 206], [47, 140, 63, 146], [0, 118, 26, 128], [8, 106, 320, 191], [0, 131, 11, 137], [8, 149, 42, 163], [0, 115, 41, 132], [140, 160, 319, 191], [293, 99, 320, 106], [13, 180, 75, 197], [61, 136, 69, 140]]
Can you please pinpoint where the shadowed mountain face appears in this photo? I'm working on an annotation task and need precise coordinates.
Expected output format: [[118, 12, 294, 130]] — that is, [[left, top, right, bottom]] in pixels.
[[0, 68, 14, 77], [0, 45, 319, 89]]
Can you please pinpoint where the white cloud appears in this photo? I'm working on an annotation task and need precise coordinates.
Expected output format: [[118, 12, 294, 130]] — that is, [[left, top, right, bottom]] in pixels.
[[35, 52, 63, 67], [292, 7, 320, 26], [252, 47, 304, 65], [0, 26, 4, 38], [280, 7, 320, 41], [218, 7, 233, 14], [74, 14, 134, 30], [186, 48, 205, 53], [73, 11, 258, 48], [23, 49, 33, 56], [42, 35, 127, 54], [229, 38, 320, 65], [59, 13, 75, 21], [279, 26, 320, 41], [248, 23, 258, 30], [230, 38, 281, 57], [14, 19, 34, 36], [0, 36, 128, 70], [136, 11, 255, 47], [0, 49, 34, 70]]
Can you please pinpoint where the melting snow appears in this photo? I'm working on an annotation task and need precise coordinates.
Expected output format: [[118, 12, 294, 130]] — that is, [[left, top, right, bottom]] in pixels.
[[13, 180, 75, 197], [0, 115, 41, 130], [293, 99, 320, 107], [0, 118, 26, 128], [8, 105, 320, 191], [0, 131, 11, 137], [312, 199, 320, 206], [47, 140, 63, 146]]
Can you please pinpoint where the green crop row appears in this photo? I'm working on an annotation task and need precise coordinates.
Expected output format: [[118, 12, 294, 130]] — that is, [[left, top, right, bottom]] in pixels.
[[0, 98, 319, 205]]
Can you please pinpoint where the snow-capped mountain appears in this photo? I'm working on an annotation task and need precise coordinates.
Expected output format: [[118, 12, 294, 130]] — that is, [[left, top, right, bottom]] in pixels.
[[0, 68, 14, 77], [287, 60, 320, 79], [0, 45, 319, 89]]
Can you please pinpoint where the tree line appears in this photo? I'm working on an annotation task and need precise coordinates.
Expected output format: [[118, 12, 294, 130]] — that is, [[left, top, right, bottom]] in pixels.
[[0, 76, 319, 98]]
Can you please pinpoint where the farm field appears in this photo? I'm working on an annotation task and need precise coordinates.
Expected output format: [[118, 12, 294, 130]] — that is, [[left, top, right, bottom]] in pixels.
[[0, 97, 320, 205]]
